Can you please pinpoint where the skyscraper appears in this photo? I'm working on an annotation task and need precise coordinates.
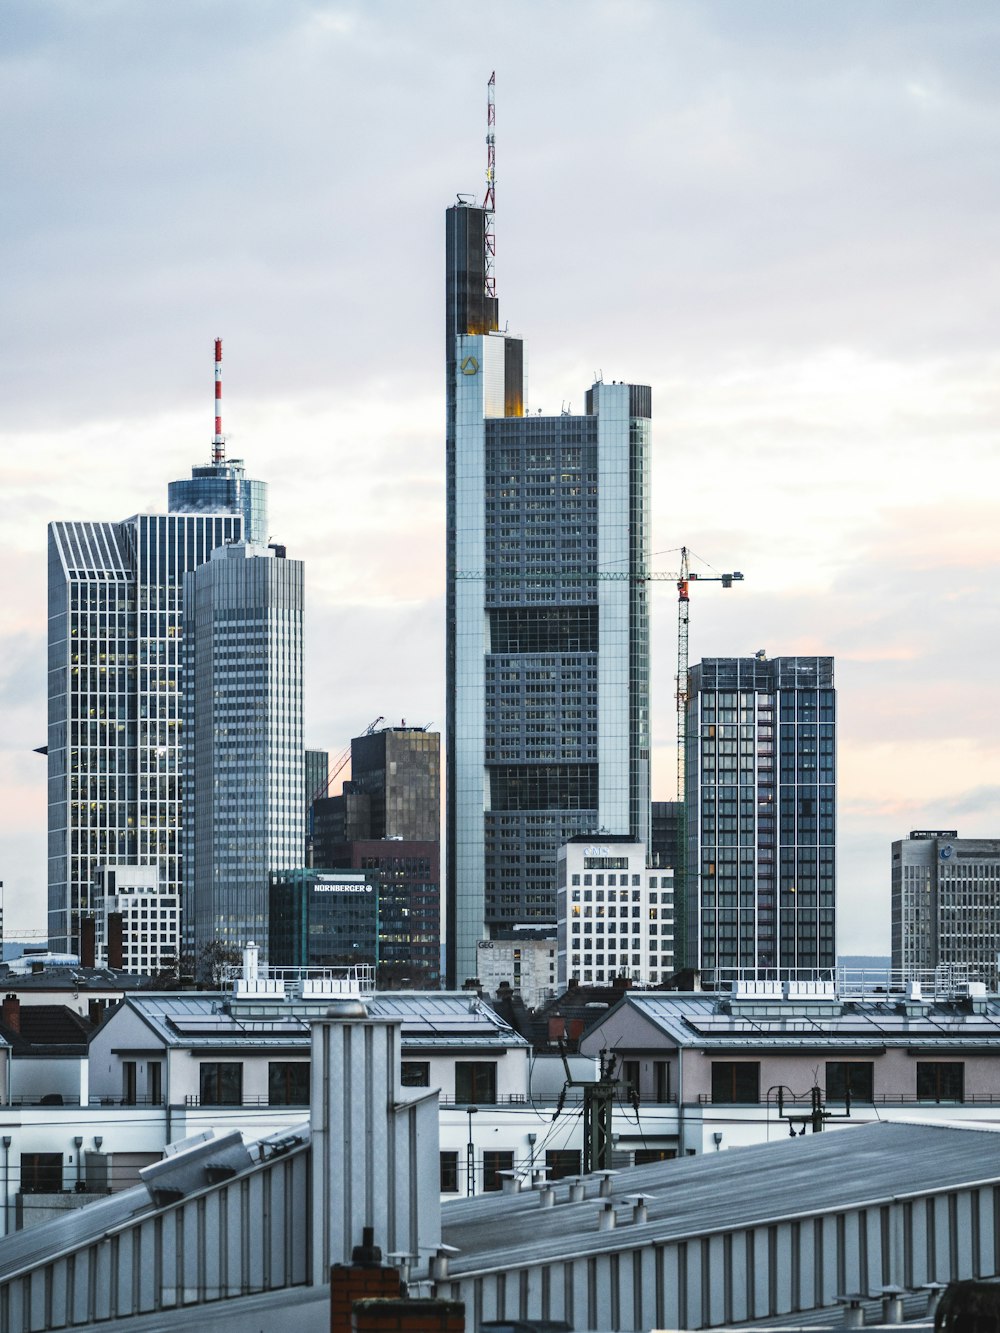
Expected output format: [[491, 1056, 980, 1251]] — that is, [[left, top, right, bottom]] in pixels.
[[182, 542, 304, 964], [685, 655, 836, 978], [46, 346, 266, 955], [892, 830, 1000, 987], [446, 195, 651, 988]]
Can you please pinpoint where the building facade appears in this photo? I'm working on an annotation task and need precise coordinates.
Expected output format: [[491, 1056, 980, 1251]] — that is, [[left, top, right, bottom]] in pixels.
[[556, 837, 675, 988], [91, 864, 178, 975], [182, 542, 304, 964], [47, 471, 262, 952], [892, 830, 1000, 986], [685, 656, 836, 978], [269, 869, 379, 969], [446, 197, 651, 988]]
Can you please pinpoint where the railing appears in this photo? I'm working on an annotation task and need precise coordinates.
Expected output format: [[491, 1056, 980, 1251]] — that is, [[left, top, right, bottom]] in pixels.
[[697, 1091, 985, 1106], [182, 1095, 309, 1109], [707, 963, 990, 1000]]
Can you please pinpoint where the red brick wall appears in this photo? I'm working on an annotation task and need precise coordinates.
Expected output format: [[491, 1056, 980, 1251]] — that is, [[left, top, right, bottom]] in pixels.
[[351, 1299, 465, 1332], [330, 1264, 401, 1333]]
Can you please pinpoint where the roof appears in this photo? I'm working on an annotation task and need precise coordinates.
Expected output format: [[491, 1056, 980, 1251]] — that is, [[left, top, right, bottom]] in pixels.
[[0, 1005, 94, 1055], [441, 1121, 1000, 1276], [105, 991, 529, 1052], [0, 965, 149, 994], [580, 990, 1000, 1052]]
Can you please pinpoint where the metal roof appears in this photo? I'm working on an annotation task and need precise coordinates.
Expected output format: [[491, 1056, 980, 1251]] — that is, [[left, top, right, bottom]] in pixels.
[[441, 1121, 1000, 1276], [114, 992, 528, 1050], [586, 991, 1000, 1050]]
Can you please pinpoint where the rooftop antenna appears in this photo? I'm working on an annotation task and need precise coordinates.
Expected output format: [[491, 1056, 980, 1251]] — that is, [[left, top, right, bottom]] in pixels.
[[484, 71, 496, 299], [212, 337, 225, 465]]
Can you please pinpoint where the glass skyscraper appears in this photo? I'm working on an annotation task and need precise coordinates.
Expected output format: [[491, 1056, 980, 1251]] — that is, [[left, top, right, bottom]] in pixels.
[[47, 459, 266, 954], [182, 542, 304, 965], [446, 200, 651, 988], [685, 656, 836, 979]]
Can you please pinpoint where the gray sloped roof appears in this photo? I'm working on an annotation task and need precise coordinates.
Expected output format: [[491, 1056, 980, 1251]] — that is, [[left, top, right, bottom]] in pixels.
[[441, 1120, 1000, 1276], [582, 991, 1000, 1051], [112, 991, 528, 1051]]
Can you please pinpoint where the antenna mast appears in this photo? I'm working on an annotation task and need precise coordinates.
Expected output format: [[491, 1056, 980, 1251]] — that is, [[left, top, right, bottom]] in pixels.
[[484, 71, 496, 298], [213, 337, 225, 465]]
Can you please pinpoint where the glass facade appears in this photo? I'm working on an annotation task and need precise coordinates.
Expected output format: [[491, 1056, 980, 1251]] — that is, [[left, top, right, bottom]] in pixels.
[[47, 508, 244, 953], [686, 656, 836, 978], [168, 461, 268, 546], [445, 200, 651, 987], [182, 544, 304, 965], [268, 869, 378, 969]]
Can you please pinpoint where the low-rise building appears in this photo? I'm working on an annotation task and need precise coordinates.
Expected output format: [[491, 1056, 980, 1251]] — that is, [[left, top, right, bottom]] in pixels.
[[475, 932, 557, 1008]]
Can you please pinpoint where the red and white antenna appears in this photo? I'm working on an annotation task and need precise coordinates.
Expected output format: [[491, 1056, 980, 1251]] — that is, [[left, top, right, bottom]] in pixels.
[[484, 71, 496, 299], [212, 337, 225, 465]]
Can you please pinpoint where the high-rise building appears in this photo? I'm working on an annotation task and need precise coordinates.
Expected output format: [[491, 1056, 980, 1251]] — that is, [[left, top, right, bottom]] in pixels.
[[182, 542, 304, 964], [445, 198, 651, 988], [892, 830, 1000, 987], [312, 726, 441, 987], [47, 345, 266, 955], [685, 656, 836, 978], [47, 498, 260, 954]]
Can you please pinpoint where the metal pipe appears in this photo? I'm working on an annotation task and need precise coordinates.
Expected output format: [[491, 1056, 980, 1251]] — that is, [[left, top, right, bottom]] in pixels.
[[2, 1135, 10, 1237]]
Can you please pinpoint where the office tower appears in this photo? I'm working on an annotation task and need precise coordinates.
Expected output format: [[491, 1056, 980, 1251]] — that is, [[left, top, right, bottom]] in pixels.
[[445, 200, 651, 989], [313, 726, 441, 986], [46, 345, 266, 956], [304, 747, 329, 864], [269, 869, 379, 969], [350, 725, 439, 840], [182, 542, 304, 965], [686, 656, 836, 978], [557, 837, 675, 989], [892, 831, 1000, 987]]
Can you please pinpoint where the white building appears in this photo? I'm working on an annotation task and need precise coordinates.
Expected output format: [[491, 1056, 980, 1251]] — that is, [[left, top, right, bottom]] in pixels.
[[556, 836, 675, 988], [92, 864, 179, 974], [475, 933, 557, 1007]]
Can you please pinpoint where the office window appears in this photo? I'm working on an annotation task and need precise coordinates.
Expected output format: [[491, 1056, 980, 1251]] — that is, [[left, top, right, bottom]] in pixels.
[[200, 1062, 243, 1106], [711, 1062, 760, 1104], [917, 1062, 964, 1104], [268, 1061, 310, 1106], [401, 1061, 431, 1087], [455, 1061, 497, 1105], [826, 1062, 873, 1104], [440, 1151, 459, 1193]]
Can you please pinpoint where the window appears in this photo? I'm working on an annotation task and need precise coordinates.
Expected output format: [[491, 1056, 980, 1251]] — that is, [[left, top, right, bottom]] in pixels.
[[826, 1062, 873, 1104], [148, 1061, 162, 1106], [21, 1153, 63, 1194], [401, 1061, 431, 1087], [122, 1060, 137, 1105], [711, 1062, 760, 1104], [268, 1062, 310, 1106], [634, 1148, 677, 1165], [621, 1060, 641, 1101], [200, 1062, 243, 1106], [654, 1061, 671, 1103], [482, 1150, 514, 1192], [545, 1149, 581, 1180], [455, 1061, 497, 1105], [917, 1062, 964, 1104], [440, 1151, 459, 1193]]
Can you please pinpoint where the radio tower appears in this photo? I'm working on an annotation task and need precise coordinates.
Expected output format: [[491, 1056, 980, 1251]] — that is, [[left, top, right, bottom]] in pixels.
[[212, 337, 225, 465], [483, 71, 496, 299]]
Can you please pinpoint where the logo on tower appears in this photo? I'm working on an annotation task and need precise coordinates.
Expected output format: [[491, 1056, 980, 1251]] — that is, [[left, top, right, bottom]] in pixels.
[[460, 356, 480, 375]]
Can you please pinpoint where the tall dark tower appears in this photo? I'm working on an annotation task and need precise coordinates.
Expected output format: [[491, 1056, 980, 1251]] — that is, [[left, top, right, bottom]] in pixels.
[[445, 80, 651, 988]]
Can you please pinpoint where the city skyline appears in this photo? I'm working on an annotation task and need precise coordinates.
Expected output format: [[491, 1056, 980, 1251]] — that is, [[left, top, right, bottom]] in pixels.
[[3, 2, 1000, 953]]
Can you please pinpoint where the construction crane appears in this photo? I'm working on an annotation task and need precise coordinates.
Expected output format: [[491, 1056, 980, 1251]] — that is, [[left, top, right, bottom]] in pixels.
[[307, 716, 385, 810]]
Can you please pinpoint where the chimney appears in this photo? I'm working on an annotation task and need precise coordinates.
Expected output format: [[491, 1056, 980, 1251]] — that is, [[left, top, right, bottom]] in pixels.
[[598, 1201, 616, 1231], [107, 912, 124, 970], [2, 994, 21, 1035], [80, 915, 96, 968]]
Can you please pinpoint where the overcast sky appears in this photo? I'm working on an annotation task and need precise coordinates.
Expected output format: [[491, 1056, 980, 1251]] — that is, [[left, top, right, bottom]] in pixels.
[[3, 1, 999, 952]]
